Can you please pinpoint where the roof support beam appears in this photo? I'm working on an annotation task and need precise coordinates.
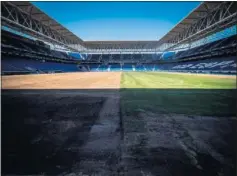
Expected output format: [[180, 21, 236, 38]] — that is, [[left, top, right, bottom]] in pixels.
[[161, 2, 237, 51], [1, 1, 85, 51]]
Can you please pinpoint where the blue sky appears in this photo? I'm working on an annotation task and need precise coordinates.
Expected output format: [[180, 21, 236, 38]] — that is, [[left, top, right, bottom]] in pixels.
[[33, 2, 201, 41]]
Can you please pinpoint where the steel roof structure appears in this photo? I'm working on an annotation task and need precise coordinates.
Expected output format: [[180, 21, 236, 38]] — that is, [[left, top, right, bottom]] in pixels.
[[1, 1, 85, 51], [159, 2, 222, 42], [84, 40, 159, 51], [1, 1, 237, 52], [13, 1, 84, 42], [158, 1, 237, 50]]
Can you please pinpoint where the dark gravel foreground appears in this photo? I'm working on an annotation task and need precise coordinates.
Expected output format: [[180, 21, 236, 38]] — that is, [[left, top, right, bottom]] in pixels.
[[2, 89, 236, 176]]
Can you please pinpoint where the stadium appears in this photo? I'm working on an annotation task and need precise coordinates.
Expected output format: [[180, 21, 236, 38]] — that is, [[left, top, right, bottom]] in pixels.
[[1, 1, 236, 176]]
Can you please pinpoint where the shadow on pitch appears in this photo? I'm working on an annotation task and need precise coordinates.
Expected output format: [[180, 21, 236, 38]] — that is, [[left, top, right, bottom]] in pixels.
[[1, 89, 236, 175]]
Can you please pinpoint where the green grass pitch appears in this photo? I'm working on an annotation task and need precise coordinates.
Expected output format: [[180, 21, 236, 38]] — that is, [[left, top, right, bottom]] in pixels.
[[120, 72, 236, 117], [120, 72, 236, 89]]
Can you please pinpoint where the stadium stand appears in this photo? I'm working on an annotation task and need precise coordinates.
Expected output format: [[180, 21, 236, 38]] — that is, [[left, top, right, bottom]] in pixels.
[[84, 55, 236, 74], [2, 25, 236, 75], [2, 57, 81, 75], [161, 51, 176, 60], [89, 54, 101, 62], [122, 64, 134, 71], [1, 29, 83, 61], [1, 2, 236, 75], [110, 63, 121, 71], [82, 30, 236, 74], [163, 56, 236, 74], [1, 28, 85, 75], [174, 35, 236, 60], [68, 52, 83, 60], [88, 64, 100, 71]]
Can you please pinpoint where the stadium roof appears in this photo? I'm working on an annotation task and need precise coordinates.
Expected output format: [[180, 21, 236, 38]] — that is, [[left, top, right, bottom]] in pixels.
[[8, 1, 84, 44], [158, 2, 221, 43], [158, 1, 237, 49], [84, 41, 159, 50], [85, 1, 237, 50], [2, 1, 236, 51]]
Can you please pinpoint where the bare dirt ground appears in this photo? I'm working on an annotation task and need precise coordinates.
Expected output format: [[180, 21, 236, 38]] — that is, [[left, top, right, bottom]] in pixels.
[[2, 72, 122, 89], [2, 72, 236, 176], [2, 72, 123, 175], [121, 110, 236, 176], [2, 89, 121, 176]]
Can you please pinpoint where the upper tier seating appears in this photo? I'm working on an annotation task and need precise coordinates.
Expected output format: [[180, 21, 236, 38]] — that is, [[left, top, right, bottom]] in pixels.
[[2, 57, 80, 74], [1, 30, 81, 61]]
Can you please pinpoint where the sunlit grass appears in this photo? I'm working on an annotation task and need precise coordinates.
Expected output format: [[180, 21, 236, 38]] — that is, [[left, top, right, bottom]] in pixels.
[[120, 72, 236, 89], [120, 72, 236, 116]]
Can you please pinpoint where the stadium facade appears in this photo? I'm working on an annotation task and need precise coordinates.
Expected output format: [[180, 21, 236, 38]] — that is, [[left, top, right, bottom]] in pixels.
[[1, 1, 237, 75]]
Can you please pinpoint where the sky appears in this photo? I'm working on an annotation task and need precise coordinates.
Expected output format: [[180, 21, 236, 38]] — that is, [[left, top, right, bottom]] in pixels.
[[33, 2, 201, 41]]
